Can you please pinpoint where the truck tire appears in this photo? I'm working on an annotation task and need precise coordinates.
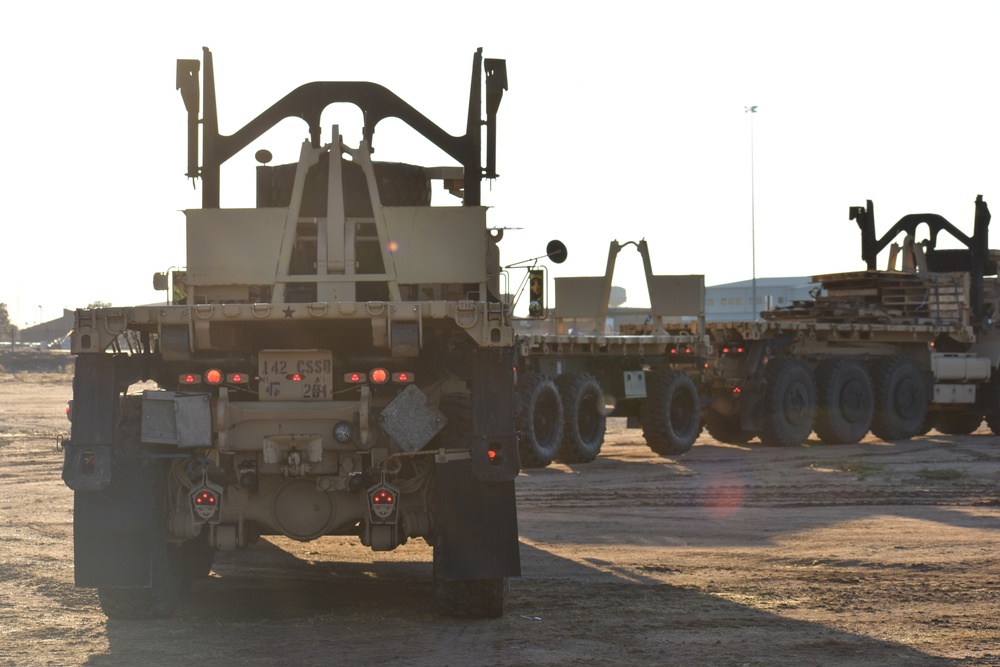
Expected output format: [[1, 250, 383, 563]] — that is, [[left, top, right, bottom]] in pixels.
[[704, 409, 754, 445], [814, 357, 873, 444], [97, 543, 187, 619], [640, 369, 700, 455], [760, 357, 816, 447], [934, 412, 983, 435], [181, 528, 216, 580], [515, 374, 563, 468], [555, 372, 607, 463], [870, 355, 928, 441], [433, 546, 507, 619], [985, 376, 1000, 435]]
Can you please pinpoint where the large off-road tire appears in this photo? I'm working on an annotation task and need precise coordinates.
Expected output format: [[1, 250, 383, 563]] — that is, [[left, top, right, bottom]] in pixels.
[[97, 543, 187, 619], [555, 373, 607, 464], [814, 357, 873, 445], [984, 375, 1000, 435], [704, 408, 754, 445], [432, 547, 507, 619], [640, 369, 700, 455], [934, 411, 984, 435], [760, 357, 816, 447], [515, 374, 564, 468], [870, 355, 928, 441], [181, 528, 216, 580]]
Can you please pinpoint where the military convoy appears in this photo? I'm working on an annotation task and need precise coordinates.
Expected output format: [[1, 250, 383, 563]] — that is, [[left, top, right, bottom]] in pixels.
[[62, 48, 518, 619], [516, 195, 1000, 461], [59, 46, 1000, 622]]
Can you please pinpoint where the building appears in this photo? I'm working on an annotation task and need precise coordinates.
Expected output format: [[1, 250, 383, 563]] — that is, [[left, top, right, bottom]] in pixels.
[[17, 309, 75, 347], [706, 276, 816, 322]]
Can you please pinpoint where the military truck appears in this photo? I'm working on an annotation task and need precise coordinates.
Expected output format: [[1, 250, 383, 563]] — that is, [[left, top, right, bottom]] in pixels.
[[61, 48, 520, 619], [701, 195, 1000, 446], [511, 239, 710, 466]]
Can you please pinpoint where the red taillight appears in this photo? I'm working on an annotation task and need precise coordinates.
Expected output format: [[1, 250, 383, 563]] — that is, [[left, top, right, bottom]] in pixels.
[[288, 373, 303, 382], [180, 373, 200, 385], [193, 490, 217, 507], [372, 489, 395, 505], [370, 368, 389, 384], [392, 371, 414, 383], [344, 372, 366, 384], [227, 372, 248, 384], [205, 369, 223, 385], [733, 387, 742, 395], [723, 347, 730, 354]]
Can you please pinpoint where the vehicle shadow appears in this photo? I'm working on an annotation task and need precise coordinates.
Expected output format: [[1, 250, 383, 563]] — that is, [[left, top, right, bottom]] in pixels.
[[515, 430, 1000, 548], [88, 539, 961, 666]]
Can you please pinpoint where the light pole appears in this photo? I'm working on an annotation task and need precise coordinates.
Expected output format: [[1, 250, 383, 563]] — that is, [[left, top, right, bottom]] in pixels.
[[745, 105, 758, 322]]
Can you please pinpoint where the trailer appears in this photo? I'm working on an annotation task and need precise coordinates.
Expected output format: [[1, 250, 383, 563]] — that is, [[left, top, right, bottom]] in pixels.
[[702, 195, 1000, 446], [512, 239, 710, 466]]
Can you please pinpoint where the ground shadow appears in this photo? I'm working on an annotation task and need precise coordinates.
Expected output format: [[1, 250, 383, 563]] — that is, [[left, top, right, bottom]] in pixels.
[[83, 539, 967, 666]]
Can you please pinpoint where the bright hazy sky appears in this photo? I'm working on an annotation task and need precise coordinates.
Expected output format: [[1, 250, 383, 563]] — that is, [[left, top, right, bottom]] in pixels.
[[3, 1, 999, 327]]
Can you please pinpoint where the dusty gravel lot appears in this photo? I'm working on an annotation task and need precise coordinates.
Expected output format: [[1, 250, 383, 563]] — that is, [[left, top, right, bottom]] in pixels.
[[1, 372, 999, 666]]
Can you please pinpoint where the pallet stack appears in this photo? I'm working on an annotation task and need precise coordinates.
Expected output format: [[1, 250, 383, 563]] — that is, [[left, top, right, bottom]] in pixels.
[[761, 270, 967, 325]]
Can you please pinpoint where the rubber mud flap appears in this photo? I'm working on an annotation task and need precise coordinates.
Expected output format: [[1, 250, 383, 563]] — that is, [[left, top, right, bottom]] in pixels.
[[434, 459, 520, 580], [74, 457, 162, 588], [62, 444, 112, 492]]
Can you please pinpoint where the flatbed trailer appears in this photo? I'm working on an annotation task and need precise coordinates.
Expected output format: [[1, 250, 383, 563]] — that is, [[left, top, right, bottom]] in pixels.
[[512, 240, 711, 466], [701, 196, 1000, 446]]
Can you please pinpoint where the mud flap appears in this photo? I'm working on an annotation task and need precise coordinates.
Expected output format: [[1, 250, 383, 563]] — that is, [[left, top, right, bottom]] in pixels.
[[66, 353, 159, 588], [74, 456, 163, 588], [434, 458, 520, 580], [435, 348, 520, 580]]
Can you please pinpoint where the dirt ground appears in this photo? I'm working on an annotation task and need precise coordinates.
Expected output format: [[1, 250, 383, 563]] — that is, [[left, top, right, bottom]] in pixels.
[[1, 373, 999, 666]]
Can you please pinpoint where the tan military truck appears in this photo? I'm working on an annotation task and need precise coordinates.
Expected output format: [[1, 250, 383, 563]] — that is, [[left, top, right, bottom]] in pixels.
[[61, 47, 519, 618], [702, 196, 1000, 446]]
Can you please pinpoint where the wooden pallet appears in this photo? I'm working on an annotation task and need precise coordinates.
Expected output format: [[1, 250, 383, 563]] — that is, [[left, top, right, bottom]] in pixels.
[[761, 270, 967, 324]]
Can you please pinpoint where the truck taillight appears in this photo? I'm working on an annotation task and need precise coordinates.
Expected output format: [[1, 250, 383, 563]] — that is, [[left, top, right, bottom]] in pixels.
[[343, 369, 414, 385], [288, 373, 303, 382], [179, 371, 250, 386]]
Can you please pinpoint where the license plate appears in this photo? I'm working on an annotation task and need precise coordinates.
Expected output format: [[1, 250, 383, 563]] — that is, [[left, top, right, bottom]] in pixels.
[[258, 350, 333, 401]]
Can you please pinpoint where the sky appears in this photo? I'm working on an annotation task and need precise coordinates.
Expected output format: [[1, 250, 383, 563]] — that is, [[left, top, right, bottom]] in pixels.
[[3, 1, 1000, 327]]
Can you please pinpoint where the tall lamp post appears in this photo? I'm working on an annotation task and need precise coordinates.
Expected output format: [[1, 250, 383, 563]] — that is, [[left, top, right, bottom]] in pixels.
[[745, 105, 758, 322]]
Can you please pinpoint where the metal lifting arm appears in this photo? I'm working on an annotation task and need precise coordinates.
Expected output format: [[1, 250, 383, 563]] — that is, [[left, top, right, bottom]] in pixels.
[[178, 47, 505, 209], [850, 195, 993, 329]]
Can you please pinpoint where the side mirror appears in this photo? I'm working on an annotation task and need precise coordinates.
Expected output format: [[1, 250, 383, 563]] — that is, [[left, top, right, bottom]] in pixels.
[[528, 269, 546, 317]]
